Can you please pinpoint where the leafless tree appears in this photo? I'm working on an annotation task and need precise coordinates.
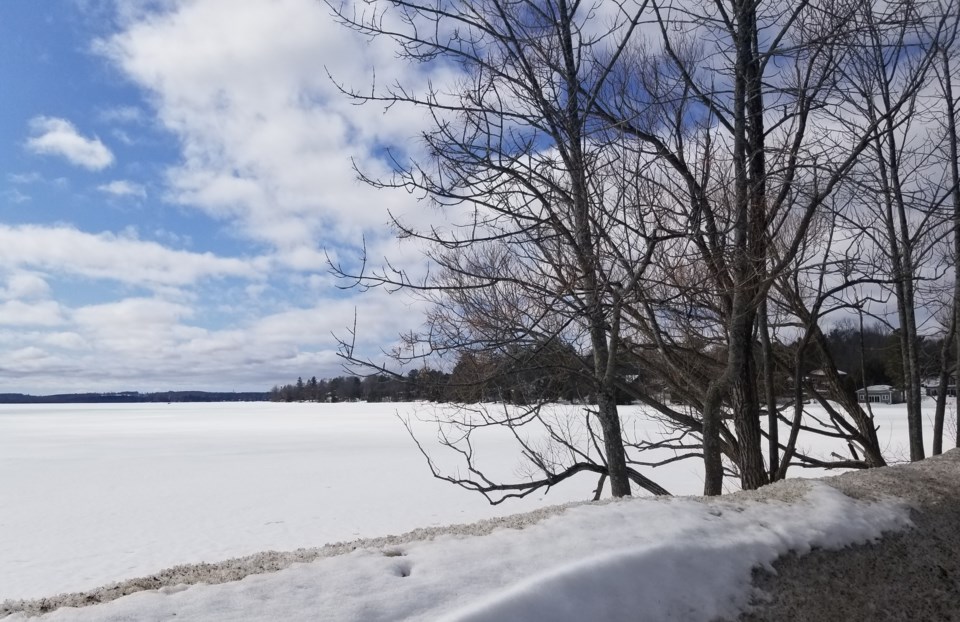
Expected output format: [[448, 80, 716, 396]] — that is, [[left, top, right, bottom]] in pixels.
[[327, 0, 957, 502], [830, 0, 956, 461], [589, 0, 950, 492], [932, 8, 960, 453], [328, 0, 680, 498]]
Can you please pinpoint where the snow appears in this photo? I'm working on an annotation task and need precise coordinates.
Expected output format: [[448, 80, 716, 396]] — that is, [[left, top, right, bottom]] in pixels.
[[0, 400, 943, 619], [1, 401, 720, 601], [5, 482, 910, 622]]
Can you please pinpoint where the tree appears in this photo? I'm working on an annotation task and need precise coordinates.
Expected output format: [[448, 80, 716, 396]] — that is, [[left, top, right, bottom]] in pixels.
[[328, 0, 958, 500], [329, 0, 678, 498], [932, 8, 960, 453], [590, 0, 949, 491]]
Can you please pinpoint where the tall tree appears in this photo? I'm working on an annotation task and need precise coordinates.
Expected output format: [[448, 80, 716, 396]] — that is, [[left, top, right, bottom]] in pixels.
[[329, 0, 671, 498]]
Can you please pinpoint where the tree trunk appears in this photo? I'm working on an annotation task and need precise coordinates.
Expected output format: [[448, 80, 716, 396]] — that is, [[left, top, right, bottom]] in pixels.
[[596, 391, 631, 497], [808, 323, 886, 466], [759, 299, 780, 479], [933, 304, 957, 454], [726, 0, 769, 491], [701, 379, 727, 496], [943, 45, 960, 450]]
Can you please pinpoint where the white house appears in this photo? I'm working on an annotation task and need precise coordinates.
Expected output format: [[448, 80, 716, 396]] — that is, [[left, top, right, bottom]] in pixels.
[[855, 385, 903, 404], [923, 375, 957, 398]]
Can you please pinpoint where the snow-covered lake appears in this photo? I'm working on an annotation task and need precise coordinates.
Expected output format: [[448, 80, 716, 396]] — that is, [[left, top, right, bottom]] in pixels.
[[0, 400, 951, 602]]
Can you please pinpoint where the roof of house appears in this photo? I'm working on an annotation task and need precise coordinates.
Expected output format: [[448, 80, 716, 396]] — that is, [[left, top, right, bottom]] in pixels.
[[807, 368, 847, 377], [857, 384, 896, 392]]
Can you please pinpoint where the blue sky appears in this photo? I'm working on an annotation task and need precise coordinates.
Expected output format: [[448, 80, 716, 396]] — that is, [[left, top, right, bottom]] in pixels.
[[0, 0, 432, 393]]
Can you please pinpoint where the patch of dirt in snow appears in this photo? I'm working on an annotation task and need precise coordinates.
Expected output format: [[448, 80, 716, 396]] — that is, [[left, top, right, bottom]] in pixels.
[[740, 449, 960, 622]]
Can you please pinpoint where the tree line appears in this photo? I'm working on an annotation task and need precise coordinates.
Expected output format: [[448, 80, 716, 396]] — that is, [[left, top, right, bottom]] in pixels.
[[325, 0, 960, 500], [0, 391, 270, 404], [276, 322, 944, 403]]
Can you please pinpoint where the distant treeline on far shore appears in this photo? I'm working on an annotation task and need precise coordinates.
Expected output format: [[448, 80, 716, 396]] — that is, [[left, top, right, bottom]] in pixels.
[[0, 391, 271, 404]]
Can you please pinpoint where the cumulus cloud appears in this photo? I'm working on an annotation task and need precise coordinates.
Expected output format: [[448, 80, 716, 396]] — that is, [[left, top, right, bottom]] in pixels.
[[25, 116, 115, 170], [0, 1, 446, 393], [0, 284, 422, 393], [73, 297, 201, 353], [0, 224, 261, 288], [0, 272, 51, 300], [0, 300, 65, 327], [41, 332, 89, 350], [98, 180, 147, 198], [94, 0, 443, 267]]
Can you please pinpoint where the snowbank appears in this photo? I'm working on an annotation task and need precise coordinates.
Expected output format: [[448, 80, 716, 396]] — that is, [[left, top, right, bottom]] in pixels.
[[2, 478, 911, 621]]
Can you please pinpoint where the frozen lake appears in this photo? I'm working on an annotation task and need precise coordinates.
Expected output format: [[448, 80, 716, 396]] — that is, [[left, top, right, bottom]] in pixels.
[[0, 400, 950, 600]]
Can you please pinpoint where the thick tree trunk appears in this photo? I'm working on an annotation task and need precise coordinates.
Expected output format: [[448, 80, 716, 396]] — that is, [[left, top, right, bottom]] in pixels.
[[701, 379, 727, 496], [943, 46, 960, 450], [896, 289, 926, 461], [731, 348, 768, 490], [596, 391, 631, 497], [557, 0, 632, 498], [933, 314, 956, 454], [726, 0, 769, 492]]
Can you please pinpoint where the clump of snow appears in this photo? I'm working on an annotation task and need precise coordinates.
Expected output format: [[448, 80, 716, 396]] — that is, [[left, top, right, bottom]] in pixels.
[[3, 480, 910, 621]]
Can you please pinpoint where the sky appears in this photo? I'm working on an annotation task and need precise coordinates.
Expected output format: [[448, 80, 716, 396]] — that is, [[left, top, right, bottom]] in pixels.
[[0, 0, 437, 394]]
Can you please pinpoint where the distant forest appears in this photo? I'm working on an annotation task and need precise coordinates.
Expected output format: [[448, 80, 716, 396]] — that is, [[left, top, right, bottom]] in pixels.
[[0, 391, 270, 404], [272, 323, 953, 404]]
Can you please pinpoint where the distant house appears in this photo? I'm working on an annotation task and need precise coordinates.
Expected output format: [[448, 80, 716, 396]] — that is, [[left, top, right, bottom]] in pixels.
[[923, 375, 957, 398], [856, 385, 903, 404], [806, 368, 846, 394]]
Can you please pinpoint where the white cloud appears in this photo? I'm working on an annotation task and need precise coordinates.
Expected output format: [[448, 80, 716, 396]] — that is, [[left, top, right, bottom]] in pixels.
[[0, 272, 51, 300], [4, 189, 31, 204], [73, 297, 201, 353], [98, 180, 147, 198], [98, 104, 144, 124], [5, 346, 55, 367], [0, 224, 261, 288], [0, 301, 64, 327], [94, 0, 440, 263], [25, 116, 115, 170], [41, 332, 89, 350], [0, 283, 422, 392], [8, 172, 41, 184], [0, 0, 448, 393]]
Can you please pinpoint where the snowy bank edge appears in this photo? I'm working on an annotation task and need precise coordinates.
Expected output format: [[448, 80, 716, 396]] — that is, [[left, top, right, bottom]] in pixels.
[[0, 498, 600, 618], [4, 453, 945, 619]]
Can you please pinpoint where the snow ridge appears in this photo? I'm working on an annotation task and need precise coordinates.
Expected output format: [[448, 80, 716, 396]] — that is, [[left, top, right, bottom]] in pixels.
[[1, 480, 911, 621], [0, 501, 583, 619]]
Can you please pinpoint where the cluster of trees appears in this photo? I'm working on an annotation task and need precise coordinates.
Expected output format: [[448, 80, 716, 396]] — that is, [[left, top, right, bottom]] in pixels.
[[278, 322, 948, 404], [0, 391, 270, 404], [270, 371, 445, 402], [272, 344, 595, 404], [824, 323, 953, 391], [326, 0, 960, 500]]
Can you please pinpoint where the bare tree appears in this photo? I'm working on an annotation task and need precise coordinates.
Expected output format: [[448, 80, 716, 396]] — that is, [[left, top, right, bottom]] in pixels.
[[833, 0, 956, 461], [588, 0, 946, 492], [328, 0, 677, 498], [932, 9, 960, 453], [328, 0, 957, 502]]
